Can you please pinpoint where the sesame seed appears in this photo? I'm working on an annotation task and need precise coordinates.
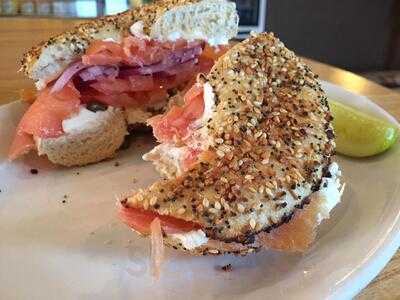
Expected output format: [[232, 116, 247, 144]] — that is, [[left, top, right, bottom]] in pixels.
[[209, 208, 219, 214], [250, 218, 256, 229], [143, 200, 149, 210], [280, 108, 288, 114], [149, 197, 157, 206], [266, 181, 274, 189], [203, 198, 210, 207], [255, 131, 263, 138], [245, 174, 254, 181], [216, 150, 225, 157], [220, 145, 231, 153], [223, 202, 231, 210], [265, 187, 273, 197], [294, 140, 302, 146], [215, 138, 224, 144], [177, 207, 186, 215], [237, 203, 245, 213], [214, 201, 221, 210]]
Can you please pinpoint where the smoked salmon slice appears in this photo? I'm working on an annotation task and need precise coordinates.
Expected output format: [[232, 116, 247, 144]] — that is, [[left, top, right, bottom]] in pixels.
[[149, 84, 204, 143], [8, 82, 80, 160], [119, 205, 201, 235], [8, 128, 35, 160]]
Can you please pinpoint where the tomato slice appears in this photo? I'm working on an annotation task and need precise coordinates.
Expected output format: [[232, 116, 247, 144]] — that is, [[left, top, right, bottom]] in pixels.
[[128, 75, 155, 91], [90, 78, 131, 95], [147, 89, 169, 105], [119, 206, 201, 235]]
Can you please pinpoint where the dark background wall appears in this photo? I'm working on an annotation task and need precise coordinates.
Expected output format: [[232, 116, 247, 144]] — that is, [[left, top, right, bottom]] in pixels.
[[266, 0, 396, 72]]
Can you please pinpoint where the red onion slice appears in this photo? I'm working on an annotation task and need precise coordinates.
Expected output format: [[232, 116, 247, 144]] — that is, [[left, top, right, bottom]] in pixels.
[[79, 65, 119, 81], [50, 61, 88, 94], [164, 58, 198, 75], [103, 66, 119, 78], [135, 45, 203, 75], [50, 41, 203, 93]]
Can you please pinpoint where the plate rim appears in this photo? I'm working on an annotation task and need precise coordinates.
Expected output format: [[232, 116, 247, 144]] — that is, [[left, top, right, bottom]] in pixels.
[[322, 81, 400, 299]]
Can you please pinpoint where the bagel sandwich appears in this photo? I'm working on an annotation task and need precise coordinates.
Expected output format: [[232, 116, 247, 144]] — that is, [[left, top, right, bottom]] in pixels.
[[9, 0, 239, 166]]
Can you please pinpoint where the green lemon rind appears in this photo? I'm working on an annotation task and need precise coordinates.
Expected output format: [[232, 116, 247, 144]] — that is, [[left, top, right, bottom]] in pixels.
[[328, 99, 399, 157]]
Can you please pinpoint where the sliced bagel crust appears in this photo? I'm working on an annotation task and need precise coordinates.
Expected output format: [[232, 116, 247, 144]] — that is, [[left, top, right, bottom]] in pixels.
[[35, 107, 127, 166], [21, 0, 200, 85], [122, 32, 340, 249], [21, 0, 238, 88]]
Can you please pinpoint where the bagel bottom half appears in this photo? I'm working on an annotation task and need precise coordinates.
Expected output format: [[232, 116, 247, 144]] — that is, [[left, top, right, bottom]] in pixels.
[[35, 107, 127, 167]]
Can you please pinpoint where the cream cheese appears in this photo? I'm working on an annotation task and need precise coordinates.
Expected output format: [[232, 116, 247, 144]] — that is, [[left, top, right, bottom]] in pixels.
[[169, 229, 209, 250], [143, 143, 187, 178], [160, 30, 230, 46], [129, 21, 150, 40], [102, 37, 118, 42], [315, 162, 344, 223], [149, 0, 238, 46], [62, 106, 114, 134], [35, 79, 46, 90], [193, 82, 215, 128]]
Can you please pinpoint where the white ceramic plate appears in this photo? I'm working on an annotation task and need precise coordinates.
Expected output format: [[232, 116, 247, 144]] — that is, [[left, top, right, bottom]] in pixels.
[[0, 81, 399, 300]]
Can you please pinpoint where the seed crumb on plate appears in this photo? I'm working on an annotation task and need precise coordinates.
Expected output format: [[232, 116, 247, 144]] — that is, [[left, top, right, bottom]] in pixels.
[[221, 264, 233, 272]]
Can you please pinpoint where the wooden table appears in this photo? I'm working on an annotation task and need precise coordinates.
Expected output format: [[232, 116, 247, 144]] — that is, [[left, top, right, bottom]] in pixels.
[[0, 17, 399, 299]]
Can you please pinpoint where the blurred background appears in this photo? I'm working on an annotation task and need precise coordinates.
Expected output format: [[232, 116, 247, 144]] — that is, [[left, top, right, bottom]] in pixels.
[[1, 0, 400, 90]]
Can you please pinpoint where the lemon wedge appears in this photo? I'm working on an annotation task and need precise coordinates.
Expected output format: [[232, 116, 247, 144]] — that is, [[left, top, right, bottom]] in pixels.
[[328, 99, 399, 157]]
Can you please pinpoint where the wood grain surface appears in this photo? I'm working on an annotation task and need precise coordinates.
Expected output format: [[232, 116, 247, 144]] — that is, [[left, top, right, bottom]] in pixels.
[[0, 17, 399, 299]]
